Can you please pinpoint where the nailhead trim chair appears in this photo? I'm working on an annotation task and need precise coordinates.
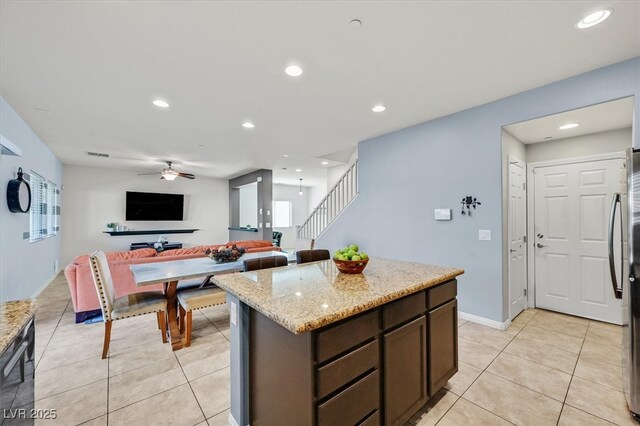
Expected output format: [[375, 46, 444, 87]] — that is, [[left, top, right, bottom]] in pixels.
[[296, 249, 331, 264], [89, 250, 168, 359], [177, 287, 227, 347], [243, 255, 289, 272]]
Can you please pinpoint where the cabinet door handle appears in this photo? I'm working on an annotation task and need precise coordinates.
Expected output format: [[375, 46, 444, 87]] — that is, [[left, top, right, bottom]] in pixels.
[[536, 243, 548, 248]]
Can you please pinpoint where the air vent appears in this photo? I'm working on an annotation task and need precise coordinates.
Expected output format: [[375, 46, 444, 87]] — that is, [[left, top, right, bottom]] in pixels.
[[87, 151, 109, 158]]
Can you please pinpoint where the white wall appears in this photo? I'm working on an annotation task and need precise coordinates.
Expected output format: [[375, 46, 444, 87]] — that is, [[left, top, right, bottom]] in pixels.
[[61, 165, 229, 265], [273, 184, 309, 249], [0, 97, 63, 302], [326, 149, 359, 191], [238, 183, 257, 228], [526, 127, 632, 163]]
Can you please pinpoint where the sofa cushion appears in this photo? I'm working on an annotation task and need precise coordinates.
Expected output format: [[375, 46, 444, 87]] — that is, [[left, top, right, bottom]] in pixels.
[[227, 240, 272, 249], [157, 245, 223, 257], [73, 248, 157, 265]]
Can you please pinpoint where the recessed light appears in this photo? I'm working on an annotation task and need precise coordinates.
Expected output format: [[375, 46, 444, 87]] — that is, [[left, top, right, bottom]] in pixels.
[[577, 9, 612, 28], [242, 122, 255, 129], [321, 161, 329, 165], [349, 19, 362, 29], [282, 168, 287, 172], [559, 123, 580, 130], [543, 136, 553, 140], [285, 65, 303, 77], [372, 105, 386, 112], [283, 154, 289, 158], [198, 144, 205, 147], [152, 99, 170, 108], [295, 169, 302, 172]]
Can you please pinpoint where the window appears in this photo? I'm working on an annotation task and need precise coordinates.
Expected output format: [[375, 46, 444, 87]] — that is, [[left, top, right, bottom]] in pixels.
[[272, 200, 292, 228], [29, 172, 59, 242]]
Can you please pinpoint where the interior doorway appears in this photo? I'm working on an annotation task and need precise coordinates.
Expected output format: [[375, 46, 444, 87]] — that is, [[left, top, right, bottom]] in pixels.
[[502, 97, 634, 324]]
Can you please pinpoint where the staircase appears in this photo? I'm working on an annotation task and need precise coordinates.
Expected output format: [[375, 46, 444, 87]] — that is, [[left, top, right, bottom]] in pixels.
[[298, 160, 358, 240]]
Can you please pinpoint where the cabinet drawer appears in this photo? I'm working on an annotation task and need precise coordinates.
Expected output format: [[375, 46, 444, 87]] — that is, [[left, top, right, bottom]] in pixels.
[[317, 340, 379, 399], [427, 280, 457, 310], [316, 310, 379, 363], [359, 410, 380, 426], [383, 291, 425, 330], [318, 370, 379, 426]]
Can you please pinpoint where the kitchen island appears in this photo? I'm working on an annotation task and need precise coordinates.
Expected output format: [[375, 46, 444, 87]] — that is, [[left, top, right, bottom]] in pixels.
[[0, 299, 38, 422], [213, 257, 464, 426]]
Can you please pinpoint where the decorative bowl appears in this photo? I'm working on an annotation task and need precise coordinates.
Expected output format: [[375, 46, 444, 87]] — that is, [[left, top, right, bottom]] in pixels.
[[205, 245, 246, 263], [333, 258, 369, 274]]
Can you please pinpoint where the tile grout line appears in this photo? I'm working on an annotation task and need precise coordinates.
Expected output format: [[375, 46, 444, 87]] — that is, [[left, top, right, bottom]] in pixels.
[[432, 309, 540, 425], [175, 349, 209, 424], [34, 298, 71, 371], [557, 321, 622, 426]]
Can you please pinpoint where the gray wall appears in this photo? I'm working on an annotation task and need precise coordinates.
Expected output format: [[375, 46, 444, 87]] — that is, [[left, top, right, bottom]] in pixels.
[[526, 127, 632, 163], [0, 97, 63, 302], [317, 57, 640, 323]]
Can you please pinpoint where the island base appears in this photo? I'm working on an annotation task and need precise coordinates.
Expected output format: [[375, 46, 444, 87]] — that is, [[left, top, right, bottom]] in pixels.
[[229, 279, 458, 426]]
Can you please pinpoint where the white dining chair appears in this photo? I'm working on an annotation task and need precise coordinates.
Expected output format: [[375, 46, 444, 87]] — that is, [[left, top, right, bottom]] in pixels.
[[177, 287, 227, 347], [89, 250, 168, 359]]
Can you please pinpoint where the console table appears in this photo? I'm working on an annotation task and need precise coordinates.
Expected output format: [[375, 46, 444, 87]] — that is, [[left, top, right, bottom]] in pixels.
[[130, 242, 183, 251]]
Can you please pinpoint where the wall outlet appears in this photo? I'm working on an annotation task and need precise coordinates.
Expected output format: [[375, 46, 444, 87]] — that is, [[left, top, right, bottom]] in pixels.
[[479, 229, 492, 241], [230, 302, 237, 326]]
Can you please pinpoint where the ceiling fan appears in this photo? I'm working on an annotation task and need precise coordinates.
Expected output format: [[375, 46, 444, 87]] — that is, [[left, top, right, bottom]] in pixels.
[[138, 161, 196, 180]]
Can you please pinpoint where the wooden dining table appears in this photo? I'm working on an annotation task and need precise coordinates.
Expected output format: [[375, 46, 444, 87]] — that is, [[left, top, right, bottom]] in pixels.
[[130, 251, 290, 351]]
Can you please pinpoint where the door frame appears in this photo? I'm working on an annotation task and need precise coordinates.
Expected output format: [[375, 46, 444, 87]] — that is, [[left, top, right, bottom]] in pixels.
[[507, 155, 528, 320], [525, 151, 626, 309]]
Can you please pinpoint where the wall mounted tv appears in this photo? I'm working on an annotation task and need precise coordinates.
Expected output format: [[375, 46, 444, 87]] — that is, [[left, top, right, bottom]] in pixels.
[[125, 191, 184, 221]]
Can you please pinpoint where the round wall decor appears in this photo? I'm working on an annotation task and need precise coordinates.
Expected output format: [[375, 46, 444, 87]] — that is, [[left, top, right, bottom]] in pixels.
[[7, 167, 31, 213]]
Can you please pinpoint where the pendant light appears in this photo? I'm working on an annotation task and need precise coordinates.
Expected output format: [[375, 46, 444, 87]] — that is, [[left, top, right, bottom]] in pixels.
[[299, 178, 304, 195]]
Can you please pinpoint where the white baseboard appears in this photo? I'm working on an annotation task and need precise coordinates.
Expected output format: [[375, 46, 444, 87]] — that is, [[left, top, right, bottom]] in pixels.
[[228, 413, 240, 426], [33, 268, 63, 298], [459, 311, 511, 331]]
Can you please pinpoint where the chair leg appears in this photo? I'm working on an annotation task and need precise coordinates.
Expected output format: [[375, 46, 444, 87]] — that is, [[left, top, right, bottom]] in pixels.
[[102, 321, 112, 359], [185, 311, 192, 347], [157, 310, 167, 344], [179, 306, 186, 334]]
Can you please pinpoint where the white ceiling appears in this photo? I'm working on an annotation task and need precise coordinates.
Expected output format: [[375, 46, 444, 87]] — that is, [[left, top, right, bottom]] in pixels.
[[504, 96, 634, 144], [1, 1, 639, 186]]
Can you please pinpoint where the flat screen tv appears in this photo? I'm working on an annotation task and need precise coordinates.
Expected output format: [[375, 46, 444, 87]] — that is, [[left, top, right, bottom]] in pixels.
[[126, 191, 184, 221]]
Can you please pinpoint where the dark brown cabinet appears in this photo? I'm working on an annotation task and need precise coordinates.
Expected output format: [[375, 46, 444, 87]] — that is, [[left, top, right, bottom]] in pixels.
[[427, 299, 458, 395], [248, 279, 458, 426], [383, 316, 428, 426]]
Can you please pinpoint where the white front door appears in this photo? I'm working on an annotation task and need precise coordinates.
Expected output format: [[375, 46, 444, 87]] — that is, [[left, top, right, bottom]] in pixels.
[[508, 157, 527, 320], [534, 157, 625, 324]]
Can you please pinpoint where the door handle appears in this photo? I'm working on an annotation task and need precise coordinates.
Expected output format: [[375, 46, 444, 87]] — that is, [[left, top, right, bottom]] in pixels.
[[608, 193, 623, 299], [510, 249, 516, 253], [536, 243, 548, 248]]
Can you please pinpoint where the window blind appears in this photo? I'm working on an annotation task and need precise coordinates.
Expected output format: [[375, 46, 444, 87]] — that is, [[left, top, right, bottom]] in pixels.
[[29, 172, 47, 241]]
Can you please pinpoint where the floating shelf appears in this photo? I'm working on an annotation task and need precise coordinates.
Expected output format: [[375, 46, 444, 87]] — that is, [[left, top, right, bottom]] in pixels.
[[228, 227, 258, 233], [103, 229, 199, 236]]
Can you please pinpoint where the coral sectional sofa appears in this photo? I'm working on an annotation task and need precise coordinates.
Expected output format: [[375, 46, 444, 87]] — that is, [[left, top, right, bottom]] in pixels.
[[65, 240, 278, 321]]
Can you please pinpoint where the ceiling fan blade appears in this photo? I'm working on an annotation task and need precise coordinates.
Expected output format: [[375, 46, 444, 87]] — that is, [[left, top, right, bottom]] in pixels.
[[177, 172, 195, 180], [138, 172, 161, 176]]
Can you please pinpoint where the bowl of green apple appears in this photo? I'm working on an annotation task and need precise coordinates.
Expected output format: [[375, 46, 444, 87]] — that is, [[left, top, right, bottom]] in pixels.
[[333, 244, 369, 274]]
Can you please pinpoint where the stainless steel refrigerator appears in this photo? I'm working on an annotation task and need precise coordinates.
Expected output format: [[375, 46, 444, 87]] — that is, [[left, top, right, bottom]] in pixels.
[[609, 147, 640, 420]]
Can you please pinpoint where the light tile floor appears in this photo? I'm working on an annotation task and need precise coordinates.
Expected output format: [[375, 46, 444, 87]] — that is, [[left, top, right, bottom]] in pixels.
[[31, 274, 637, 425]]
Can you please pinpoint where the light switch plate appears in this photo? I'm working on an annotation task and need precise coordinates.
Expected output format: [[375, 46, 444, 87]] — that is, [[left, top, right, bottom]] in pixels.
[[479, 229, 492, 241], [230, 302, 237, 326], [434, 209, 452, 221]]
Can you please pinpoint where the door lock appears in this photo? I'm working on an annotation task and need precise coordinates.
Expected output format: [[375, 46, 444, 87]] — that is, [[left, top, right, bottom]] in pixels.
[[537, 233, 544, 238]]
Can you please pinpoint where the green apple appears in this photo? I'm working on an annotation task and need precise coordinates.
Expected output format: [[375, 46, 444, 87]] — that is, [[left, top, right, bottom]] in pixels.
[[349, 244, 359, 252], [360, 252, 368, 260], [333, 250, 341, 258], [352, 255, 361, 261], [341, 247, 349, 254], [347, 249, 356, 258]]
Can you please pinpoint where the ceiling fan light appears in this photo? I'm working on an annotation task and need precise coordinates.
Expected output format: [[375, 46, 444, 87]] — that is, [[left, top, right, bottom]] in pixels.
[[162, 170, 178, 180]]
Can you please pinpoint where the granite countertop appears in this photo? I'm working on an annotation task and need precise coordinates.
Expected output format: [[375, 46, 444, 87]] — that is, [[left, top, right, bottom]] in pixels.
[[213, 258, 464, 334], [0, 299, 39, 355]]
